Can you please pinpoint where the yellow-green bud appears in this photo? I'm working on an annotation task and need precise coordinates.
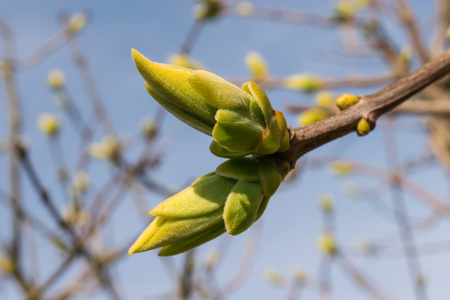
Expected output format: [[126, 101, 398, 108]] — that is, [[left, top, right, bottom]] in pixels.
[[236, 2, 254, 16], [317, 232, 337, 256], [333, 1, 360, 22], [319, 194, 334, 213], [329, 161, 353, 176], [132, 49, 289, 158], [141, 118, 158, 141], [416, 274, 426, 288], [168, 53, 205, 70], [71, 170, 89, 194], [355, 239, 374, 254], [0, 252, 14, 274], [284, 73, 322, 92], [343, 180, 359, 197], [205, 250, 220, 268], [38, 113, 61, 137], [194, 0, 223, 21], [58, 167, 68, 181], [245, 51, 268, 80], [67, 12, 87, 34], [47, 69, 65, 90], [128, 157, 288, 256], [88, 135, 121, 163], [50, 236, 70, 252], [356, 118, 371, 136], [315, 91, 335, 108], [263, 268, 284, 286], [297, 108, 331, 127], [62, 204, 90, 227], [354, 272, 367, 286], [292, 267, 308, 285], [399, 46, 413, 64], [356, 0, 370, 9], [336, 93, 359, 110]]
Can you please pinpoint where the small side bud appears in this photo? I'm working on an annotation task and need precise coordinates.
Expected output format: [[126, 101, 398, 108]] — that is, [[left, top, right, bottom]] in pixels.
[[168, 53, 205, 70], [194, 0, 224, 21], [141, 118, 158, 141], [71, 170, 90, 195], [205, 250, 220, 268], [315, 91, 335, 108], [333, 1, 357, 22], [343, 180, 360, 197], [333, 0, 367, 23], [263, 268, 284, 286], [355, 239, 375, 255], [317, 232, 337, 256], [62, 204, 90, 227], [292, 267, 308, 285], [356, 118, 371, 136], [236, 2, 254, 16], [319, 194, 334, 213], [57, 167, 68, 181], [399, 46, 413, 65], [38, 114, 61, 137], [47, 69, 65, 90], [284, 73, 322, 93], [297, 109, 331, 127], [416, 274, 426, 288], [245, 51, 268, 81], [67, 12, 87, 35], [336, 93, 359, 110], [88, 135, 121, 164], [0, 252, 14, 274], [329, 161, 353, 176], [50, 237, 70, 252]]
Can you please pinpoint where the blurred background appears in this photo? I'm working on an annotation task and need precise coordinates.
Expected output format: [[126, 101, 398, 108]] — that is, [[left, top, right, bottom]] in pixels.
[[1, 1, 449, 299]]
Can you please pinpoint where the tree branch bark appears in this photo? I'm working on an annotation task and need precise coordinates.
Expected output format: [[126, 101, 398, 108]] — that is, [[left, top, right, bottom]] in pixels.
[[276, 48, 450, 168]]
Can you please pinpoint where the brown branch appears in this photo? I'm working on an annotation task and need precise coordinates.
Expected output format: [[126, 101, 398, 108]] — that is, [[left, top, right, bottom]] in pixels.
[[285, 99, 450, 116], [276, 48, 450, 168]]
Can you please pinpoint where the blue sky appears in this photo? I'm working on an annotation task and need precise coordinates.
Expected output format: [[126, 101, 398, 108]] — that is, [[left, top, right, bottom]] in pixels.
[[0, 1, 448, 299]]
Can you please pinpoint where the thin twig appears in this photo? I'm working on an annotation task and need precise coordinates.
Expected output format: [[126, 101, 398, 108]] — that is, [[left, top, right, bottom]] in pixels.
[[383, 119, 428, 300], [0, 19, 27, 291]]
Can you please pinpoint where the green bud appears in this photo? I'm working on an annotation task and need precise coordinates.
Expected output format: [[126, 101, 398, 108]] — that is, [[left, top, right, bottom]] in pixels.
[[128, 157, 286, 256], [194, 0, 223, 21], [168, 53, 205, 70], [317, 232, 337, 256], [284, 73, 322, 93], [132, 49, 290, 157], [333, 0, 363, 22], [245, 51, 268, 80], [336, 93, 359, 111], [297, 108, 331, 127], [356, 118, 371, 136], [315, 91, 335, 108]]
